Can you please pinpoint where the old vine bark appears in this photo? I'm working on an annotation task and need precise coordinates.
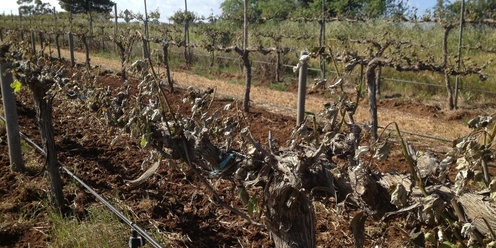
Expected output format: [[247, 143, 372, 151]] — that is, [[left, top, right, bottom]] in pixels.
[[29, 80, 64, 211]]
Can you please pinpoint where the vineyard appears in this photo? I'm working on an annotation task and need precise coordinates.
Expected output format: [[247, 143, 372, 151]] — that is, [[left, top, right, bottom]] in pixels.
[[1, 5, 496, 248]]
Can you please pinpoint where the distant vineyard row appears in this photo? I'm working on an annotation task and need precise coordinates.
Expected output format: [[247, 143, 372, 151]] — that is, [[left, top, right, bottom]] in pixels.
[[1, 10, 496, 110]]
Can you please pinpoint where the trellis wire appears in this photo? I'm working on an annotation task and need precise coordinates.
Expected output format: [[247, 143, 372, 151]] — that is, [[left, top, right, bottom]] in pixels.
[[168, 49, 496, 95]]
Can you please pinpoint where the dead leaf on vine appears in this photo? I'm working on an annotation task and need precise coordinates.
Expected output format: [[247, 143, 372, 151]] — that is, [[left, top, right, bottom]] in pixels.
[[373, 141, 390, 161]]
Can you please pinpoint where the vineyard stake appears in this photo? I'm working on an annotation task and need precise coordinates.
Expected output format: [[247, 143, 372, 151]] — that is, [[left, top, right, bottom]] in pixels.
[[69, 32, 75, 67], [297, 51, 309, 126], [143, 0, 149, 59], [0, 62, 24, 172], [69, 9, 75, 67], [454, 0, 465, 109], [30, 30, 36, 53]]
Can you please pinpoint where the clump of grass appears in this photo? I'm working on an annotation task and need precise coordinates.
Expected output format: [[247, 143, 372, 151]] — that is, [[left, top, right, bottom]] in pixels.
[[269, 82, 287, 91], [48, 205, 130, 248]]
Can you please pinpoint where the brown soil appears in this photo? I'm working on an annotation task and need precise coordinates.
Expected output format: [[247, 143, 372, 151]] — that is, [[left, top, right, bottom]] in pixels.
[[0, 49, 493, 247]]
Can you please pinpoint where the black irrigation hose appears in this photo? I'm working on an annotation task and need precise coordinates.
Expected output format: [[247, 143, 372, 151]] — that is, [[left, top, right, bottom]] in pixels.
[[0, 115, 163, 248]]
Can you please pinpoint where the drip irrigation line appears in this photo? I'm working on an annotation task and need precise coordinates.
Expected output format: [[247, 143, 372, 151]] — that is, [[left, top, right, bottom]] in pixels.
[[0, 115, 163, 248]]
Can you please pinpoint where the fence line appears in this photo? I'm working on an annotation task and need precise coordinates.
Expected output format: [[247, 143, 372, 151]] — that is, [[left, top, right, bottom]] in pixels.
[[0, 115, 163, 248]]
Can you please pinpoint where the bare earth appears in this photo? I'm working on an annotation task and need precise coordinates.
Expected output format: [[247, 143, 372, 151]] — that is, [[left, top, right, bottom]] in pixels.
[[1, 46, 491, 247], [64, 48, 475, 145]]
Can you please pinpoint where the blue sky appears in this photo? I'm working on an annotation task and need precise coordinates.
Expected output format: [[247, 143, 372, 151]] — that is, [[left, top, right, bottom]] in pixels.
[[1, 0, 437, 22], [407, 0, 436, 15]]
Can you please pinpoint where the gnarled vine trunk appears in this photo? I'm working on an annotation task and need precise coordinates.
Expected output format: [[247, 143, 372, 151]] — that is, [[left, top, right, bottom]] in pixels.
[[263, 150, 334, 248], [267, 185, 316, 248], [29, 80, 64, 211], [162, 43, 173, 92]]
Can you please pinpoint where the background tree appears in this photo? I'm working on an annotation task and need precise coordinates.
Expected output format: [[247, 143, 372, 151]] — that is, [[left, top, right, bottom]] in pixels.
[[257, 0, 296, 19], [169, 10, 197, 25], [445, 0, 496, 19], [220, 0, 261, 21], [17, 0, 53, 16], [311, 0, 404, 18], [59, 0, 115, 14]]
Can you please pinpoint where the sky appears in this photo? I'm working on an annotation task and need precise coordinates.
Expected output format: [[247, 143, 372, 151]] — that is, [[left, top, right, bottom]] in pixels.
[[0, 0, 223, 22], [0, 0, 436, 22]]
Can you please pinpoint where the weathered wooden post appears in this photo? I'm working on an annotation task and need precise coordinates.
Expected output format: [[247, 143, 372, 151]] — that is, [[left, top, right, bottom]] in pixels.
[[319, 0, 326, 80], [0, 61, 25, 172], [69, 33, 75, 66], [143, 0, 150, 59], [30, 30, 36, 53], [114, 3, 118, 54], [454, 0, 465, 109], [297, 51, 309, 126], [184, 0, 191, 65], [242, 0, 251, 113], [69, 9, 75, 67]]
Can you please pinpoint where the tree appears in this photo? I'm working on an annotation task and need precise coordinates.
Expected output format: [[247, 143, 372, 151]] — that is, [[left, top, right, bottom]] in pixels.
[[59, 0, 115, 14], [293, 0, 406, 18], [17, 0, 53, 16], [220, 0, 261, 21], [168, 10, 197, 24], [445, 0, 496, 19], [257, 0, 296, 19]]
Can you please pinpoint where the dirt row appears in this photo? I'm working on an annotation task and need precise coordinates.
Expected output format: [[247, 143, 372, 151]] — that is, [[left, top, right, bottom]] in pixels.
[[57, 47, 477, 147]]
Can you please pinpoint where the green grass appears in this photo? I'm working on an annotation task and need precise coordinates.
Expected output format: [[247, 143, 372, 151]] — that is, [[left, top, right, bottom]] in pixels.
[[92, 50, 121, 61], [48, 205, 131, 248], [268, 82, 287, 91]]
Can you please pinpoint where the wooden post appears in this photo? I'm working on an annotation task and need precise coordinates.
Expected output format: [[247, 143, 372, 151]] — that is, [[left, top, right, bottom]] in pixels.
[[0, 63, 25, 172], [319, 0, 326, 79], [55, 34, 61, 60], [454, 0, 465, 109], [242, 0, 251, 113], [69, 10, 75, 67], [39, 31, 44, 55], [30, 30, 36, 53], [143, 0, 149, 59], [297, 51, 309, 126], [275, 49, 281, 82], [100, 26, 104, 50], [114, 3, 118, 54], [114, 4, 118, 37], [442, 24, 455, 110], [69, 32, 75, 66]]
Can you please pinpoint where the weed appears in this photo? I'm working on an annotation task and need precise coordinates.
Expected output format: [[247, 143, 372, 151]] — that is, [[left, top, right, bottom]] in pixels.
[[269, 82, 287, 91], [48, 205, 130, 248]]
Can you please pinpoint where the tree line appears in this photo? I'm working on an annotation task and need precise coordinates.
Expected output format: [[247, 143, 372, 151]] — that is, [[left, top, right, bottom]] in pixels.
[[12, 0, 496, 23]]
